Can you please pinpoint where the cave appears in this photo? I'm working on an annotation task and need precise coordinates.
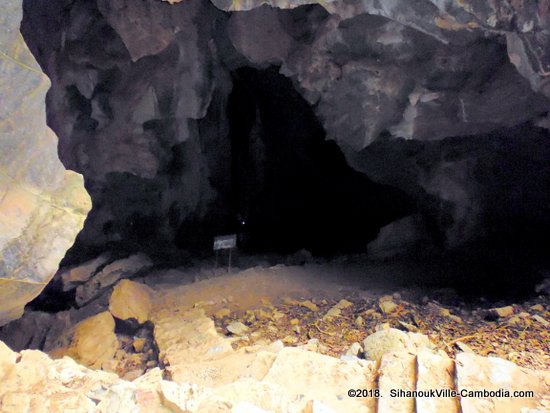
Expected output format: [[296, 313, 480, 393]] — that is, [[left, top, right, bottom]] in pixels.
[[0, 0, 549, 409], [223, 66, 414, 255]]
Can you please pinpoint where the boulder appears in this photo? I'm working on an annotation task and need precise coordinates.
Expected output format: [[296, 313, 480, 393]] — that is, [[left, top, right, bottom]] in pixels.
[[0, 311, 57, 352], [455, 352, 550, 413], [487, 306, 515, 319], [262, 347, 377, 413], [67, 311, 119, 369], [416, 349, 458, 413], [0, 0, 90, 326], [109, 279, 154, 324], [0, 341, 17, 380], [362, 328, 435, 364], [0, 342, 123, 413], [377, 352, 416, 413], [58, 253, 111, 292], [226, 321, 249, 336], [75, 254, 153, 306], [367, 215, 431, 260]]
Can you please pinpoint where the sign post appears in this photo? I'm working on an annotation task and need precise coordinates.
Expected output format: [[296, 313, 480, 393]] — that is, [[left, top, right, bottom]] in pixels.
[[213, 234, 237, 272]]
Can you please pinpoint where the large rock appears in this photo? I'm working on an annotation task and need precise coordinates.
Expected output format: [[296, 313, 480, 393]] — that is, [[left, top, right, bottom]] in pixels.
[[0, 341, 123, 412], [416, 349, 458, 413], [362, 328, 435, 363], [58, 253, 111, 292], [75, 254, 153, 306], [152, 307, 235, 383], [67, 311, 119, 369], [109, 279, 154, 323], [377, 352, 416, 413], [262, 347, 377, 413], [0, 0, 91, 326], [455, 352, 550, 413], [367, 215, 432, 260], [1, 315, 549, 413]]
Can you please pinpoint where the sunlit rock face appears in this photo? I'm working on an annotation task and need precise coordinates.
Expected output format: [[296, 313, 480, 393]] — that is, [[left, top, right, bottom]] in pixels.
[[19, 0, 550, 263], [0, 0, 91, 326]]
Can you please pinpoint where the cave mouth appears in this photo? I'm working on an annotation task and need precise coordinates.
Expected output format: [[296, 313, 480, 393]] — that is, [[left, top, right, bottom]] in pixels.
[[14, 0, 548, 308], [212, 66, 415, 256]]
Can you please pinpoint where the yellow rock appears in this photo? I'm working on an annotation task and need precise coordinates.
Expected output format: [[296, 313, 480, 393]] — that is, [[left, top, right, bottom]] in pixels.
[[323, 307, 341, 320], [67, 312, 119, 369], [323, 299, 354, 320], [0, 172, 90, 326], [290, 318, 300, 325], [282, 335, 298, 344], [193, 300, 216, 309], [379, 300, 398, 314], [282, 297, 299, 306], [109, 279, 153, 323], [260, 298, 274, 308], [532, 315, 549, 327], [507, 316, 522, 326], [530, 304, 544, 312], [299, 300, 319, 312], [398, 320, 418, 332], [59, 254, 110, 288], [227, 321, 249, 336], [449, 315, 464, 324], [379, 295, 393, 303], [0, 340, 17, 380], [133, 338, 147, 353], [214, 308, 231, 319], [245, 310, 256, 323], [272, 311, 285, 320], [375, 323, 391, 331], [335, 299, 353, 309], [254, 309, 271, 320], [490, 306, 514, 318], [439, 307, 451, 317]]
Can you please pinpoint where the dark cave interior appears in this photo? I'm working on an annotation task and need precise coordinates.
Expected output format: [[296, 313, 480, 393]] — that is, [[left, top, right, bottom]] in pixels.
[[222, 66, 414, 255], [11, 0, 550, 314]]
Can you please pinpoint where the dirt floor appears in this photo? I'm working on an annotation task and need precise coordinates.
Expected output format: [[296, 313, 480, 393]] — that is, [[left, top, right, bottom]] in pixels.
[[135, 257, 550, 371]]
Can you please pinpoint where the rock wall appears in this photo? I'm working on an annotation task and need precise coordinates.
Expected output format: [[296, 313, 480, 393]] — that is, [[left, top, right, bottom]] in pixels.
[[218, 2, 550, 250], [19, 0, 550, 263], [0, 0, 91, 325], [21, 0, 236, 261]]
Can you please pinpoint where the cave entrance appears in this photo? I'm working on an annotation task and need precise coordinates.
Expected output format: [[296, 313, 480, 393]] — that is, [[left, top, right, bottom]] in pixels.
[[226, 67, 413, 256]]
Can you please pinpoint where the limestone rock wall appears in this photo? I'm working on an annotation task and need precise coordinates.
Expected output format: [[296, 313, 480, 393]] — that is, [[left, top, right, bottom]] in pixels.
[[0, 0, 91, 325], [18, 0, 550, 261], [216, 1, 550, 251], [22, 0, 233, 260]]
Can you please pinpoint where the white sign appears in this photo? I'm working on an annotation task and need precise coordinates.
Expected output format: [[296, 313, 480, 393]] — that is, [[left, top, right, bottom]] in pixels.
[[213, 234, 237, 250]]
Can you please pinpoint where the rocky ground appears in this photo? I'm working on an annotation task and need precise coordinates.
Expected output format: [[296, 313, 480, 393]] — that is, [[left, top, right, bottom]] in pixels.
[[0, 256, 549, 412], [211, 289, 550, 371]]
